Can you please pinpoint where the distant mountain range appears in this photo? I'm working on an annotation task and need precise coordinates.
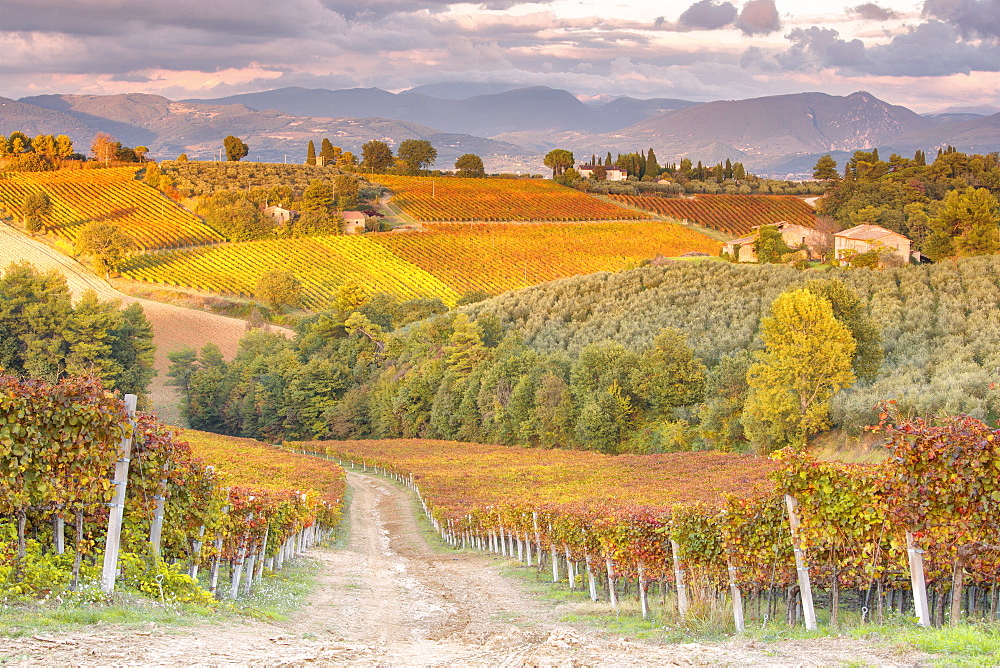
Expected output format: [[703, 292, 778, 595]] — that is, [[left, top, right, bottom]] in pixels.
[[2, 86, 998, 177]]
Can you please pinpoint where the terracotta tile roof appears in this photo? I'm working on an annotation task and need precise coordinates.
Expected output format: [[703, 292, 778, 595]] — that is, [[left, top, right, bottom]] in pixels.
[[835, 224, 909, 242]]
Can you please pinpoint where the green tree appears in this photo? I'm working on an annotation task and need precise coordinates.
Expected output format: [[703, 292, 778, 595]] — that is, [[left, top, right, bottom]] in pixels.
[[645, 148, 661, 180], [753, 224, 793, 263], [742, 289, 857, 453], [454, 153, 486, 177], [397, 139, 437, 173], [445, 313, 487, 375], [21, 192, 51, 234], [803, 279, 883, 382], [306, 140, 316, 166], [925, 187, 1000, 260], [813, 154, 839, 181], [361, 140, 394, 173], [75, 222, 137, 278], [223, 135, 249, 162], [543, 149, 574, 178], [301, 179, 335, 213], [631, 327, 706, 417], [319, 138, 340, 165], [255, 270, 302, 311]]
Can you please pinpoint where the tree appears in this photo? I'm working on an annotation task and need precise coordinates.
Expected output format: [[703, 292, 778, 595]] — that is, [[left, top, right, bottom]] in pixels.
[[645, 148, 660, 180], [21, 192, 52, 234], [55, 135, 74, 158], [255, 270, 302, 311], [454, 153, 486, 177], [803, 279, 883, 382], [742, 289, 856, 454], [177, 153, 189, 162], [631, 327, 706, 416], [8, 131, 30, 154], [223, 135, 249, 162], [543, 149, 574, 178], [753, 224, 793, 263], [75, 222, 137, 278], [320, 138, 340, 166], [90, 132, 118, 164], [397, 139, 437, 173], [924, 187, 1000, 260], [134, 146, 149, 162], [306, 140, 316, 166], [361, 140, 394, 173], [301, 179, 335, 213], [813, 154, 839, 181]]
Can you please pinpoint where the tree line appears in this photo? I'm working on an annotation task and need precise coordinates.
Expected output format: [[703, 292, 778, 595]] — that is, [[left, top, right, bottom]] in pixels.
[[170, 256, 1000, 454]]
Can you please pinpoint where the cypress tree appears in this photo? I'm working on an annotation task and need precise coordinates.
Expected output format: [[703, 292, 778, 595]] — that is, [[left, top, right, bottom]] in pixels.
[[306, 140, 316, 166], [645, 148, 660, 179]]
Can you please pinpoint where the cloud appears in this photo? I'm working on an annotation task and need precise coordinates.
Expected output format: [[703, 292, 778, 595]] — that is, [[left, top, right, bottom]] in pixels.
[[777, 20, 1000, 77], [678, 1, 737, 30], [735, 0, 781, 36], [849, 3, 900, 21], [922, 0, 1000, 40]]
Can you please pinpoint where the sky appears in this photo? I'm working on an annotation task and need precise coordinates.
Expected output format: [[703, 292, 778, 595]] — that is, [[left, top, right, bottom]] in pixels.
[[1, 0, 999, 112]]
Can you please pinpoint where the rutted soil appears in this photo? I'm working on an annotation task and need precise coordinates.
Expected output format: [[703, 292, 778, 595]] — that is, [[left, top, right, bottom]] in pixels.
[[4, 473, 929, 666]]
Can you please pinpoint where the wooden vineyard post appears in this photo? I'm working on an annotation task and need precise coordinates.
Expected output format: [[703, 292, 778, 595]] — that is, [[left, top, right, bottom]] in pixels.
[[638, 560, 649, 619], [906, 532, 931, 628], [586, 553, 598, 601], [784, 494, 817, 631], [606, 557, 618, 609], [149, 466, 169, 558], [101, 394, 137, 595], [670, 539, 689, 618], [189, 525, 206, 579], [532, 512, 542, 571], [551, 544, 560, 583], [727, 557, 745, 633], [54, 514, 65, 555], [566, 546, 576, 590]]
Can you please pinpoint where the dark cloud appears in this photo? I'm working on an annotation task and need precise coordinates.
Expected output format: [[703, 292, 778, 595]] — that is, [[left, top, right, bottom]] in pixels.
[[678, 1, 737, 30], [735, 0, 781, 36], [776, 20, 1000, 77], [849, 3, 900, 21], [922, 0, 1000, 39]]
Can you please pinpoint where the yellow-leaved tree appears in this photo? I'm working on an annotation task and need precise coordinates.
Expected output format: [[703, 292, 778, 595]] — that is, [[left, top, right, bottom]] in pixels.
[[742, 288, 856, 454]]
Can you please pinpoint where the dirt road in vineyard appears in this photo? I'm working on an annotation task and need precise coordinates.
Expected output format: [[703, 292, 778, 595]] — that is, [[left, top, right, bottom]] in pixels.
[[5, 473, 926, 666]]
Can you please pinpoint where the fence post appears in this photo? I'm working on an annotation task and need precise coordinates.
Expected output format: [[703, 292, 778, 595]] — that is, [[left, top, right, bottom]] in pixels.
[[101, 394, 137, 595], [727, 557, 745, 633], [785, 494, 817, 630], [671, 539, 689, 618], [906, 531, 931, 628]]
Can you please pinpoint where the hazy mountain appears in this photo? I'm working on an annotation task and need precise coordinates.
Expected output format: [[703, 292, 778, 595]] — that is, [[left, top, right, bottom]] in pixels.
[[19, 93, 528, 167], [922, 112, 985, 125], [184, 85, 694, 137], [936, 104, 1000, 116], [0, 96, 98, 145], [592, 91, 935, 167], [887, 112, 1000, 155], [401, 82, 522, 99]]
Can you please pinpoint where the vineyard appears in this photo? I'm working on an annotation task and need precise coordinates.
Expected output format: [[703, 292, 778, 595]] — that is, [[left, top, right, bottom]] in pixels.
[[0, 168, 224, 250], [123, 234, 462, 309], [0, 376, 343, 603], [122, 221, 721, 304], [294, 420, 1000, 629], [611, 194, 818, 237], [373, 175, 648, 222]]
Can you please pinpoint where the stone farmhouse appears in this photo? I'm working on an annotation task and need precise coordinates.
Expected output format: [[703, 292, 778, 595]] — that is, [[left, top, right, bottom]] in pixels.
[[341, 211, 367, 234], [834, 224, 912, 265], [723, 222, 829, 262], [263, 205, 297, 225]]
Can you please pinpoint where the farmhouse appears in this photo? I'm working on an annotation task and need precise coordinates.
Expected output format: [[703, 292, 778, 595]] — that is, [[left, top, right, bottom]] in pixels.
[[341, 211, 366, 234], [834, 224, 911, 265], [723, 221, 828, 262], [577, 165, 628, 181], [264, 205, 297, 225]]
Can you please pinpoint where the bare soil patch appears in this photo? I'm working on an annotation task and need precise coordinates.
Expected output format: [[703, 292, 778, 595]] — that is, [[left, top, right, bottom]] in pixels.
[[4, 473, 930, 666]]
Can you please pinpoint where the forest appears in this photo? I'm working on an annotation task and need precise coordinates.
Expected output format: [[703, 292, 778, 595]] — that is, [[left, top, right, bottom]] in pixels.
[[169, 256, 1000, 454]]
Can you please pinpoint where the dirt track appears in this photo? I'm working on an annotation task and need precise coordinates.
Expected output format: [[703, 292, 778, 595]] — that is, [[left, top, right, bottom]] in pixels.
[[0, 223, 285, 424], [4, 472, 928, 666]]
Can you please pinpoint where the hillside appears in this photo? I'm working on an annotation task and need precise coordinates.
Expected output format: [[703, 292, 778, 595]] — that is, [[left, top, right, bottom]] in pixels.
[[463, 257, 1000, 431], [0, 167, 224, 249], [122, 221, 721, 307]]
